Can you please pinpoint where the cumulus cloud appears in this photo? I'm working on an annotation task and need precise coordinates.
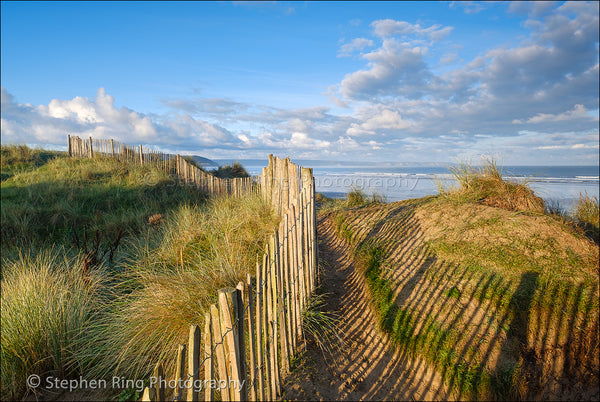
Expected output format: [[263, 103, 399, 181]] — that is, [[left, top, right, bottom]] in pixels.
[[289, 132, 330, 149], [347, 109, 411, 136], [513, 104, 597, 124], [332, 2, 598, 158], [255, 130, 331, 152], [338, 38, 375, 57], [338, 38, 432, 100], [449, 1, 489, 14], [371, 19, 453, 41], [1, 87, 241, 151], [2, 2, 598, 164]]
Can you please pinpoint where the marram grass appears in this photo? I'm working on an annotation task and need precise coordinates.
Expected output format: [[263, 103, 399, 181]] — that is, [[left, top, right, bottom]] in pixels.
[[80, 193, 279, 382], [1, 155, 207, 250], [440, 158, 545, 213], [574, 192, 599, 242], [1, 152, 274, 399], [0, 248, 109, 400]]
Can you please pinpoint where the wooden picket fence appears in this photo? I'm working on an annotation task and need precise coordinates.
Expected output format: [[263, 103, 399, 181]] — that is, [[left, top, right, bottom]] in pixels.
[[140, 155, 317, 401], [67, 134, 317, 401], [67, 135, 258, 196]]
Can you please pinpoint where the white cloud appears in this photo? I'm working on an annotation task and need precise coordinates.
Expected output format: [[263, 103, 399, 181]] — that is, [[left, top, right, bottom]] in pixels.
[[509, 1, 559, 17], [371, 19, 453, 41], [338, 38, 375, 57], [537, 143, 599, 150], [347, 109, 411, 136], [513, 104, 597, 124], [289, 132, 330, 149], [339, 38, 431, 99], [449, 1, 488, 14], [367, 140, 383, 150], [331, 1, 598, 162], [334, 136, 361, 151], [2, 1, 598, 164], [1, 87, 240, 150]]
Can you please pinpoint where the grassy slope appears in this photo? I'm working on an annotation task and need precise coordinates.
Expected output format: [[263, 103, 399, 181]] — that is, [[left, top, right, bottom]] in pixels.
[[1, 155, 207, 254], [1, 150, 276, 400], [325, 196, 599, 400], [0, 145, 65, 181]]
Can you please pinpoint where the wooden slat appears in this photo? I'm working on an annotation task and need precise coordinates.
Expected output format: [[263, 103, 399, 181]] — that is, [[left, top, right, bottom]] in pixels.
[[235, 282, 248, 400], [174, 344, 187, 402], [187, 325, 201, 402], [218, 288, 243, 401], [246, 274, 257, 401], [211, 304, 230, 402], [255, 260, 266, 402], [154, 363, 165, 402], [204, 312, 214, 402]]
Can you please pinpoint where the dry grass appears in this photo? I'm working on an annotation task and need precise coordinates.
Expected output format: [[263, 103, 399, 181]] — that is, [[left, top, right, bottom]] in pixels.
[[1, 152, 272, 399], [80, 193, 279, 382], [441, 159, 545, 213], [574, 193, 599, 243], [0, 249, 109, 400]]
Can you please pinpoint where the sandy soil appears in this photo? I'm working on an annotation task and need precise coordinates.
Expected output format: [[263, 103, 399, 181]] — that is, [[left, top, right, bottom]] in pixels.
[[281, 214, 456, 401]]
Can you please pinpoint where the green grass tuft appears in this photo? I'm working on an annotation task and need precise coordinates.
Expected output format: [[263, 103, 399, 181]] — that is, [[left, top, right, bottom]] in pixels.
[[1, 144, 66, 179], [302, 292, 344, 360], [0, 249, 109, 400], [441, 158, 545, 213], [574, 192, 599, 243]]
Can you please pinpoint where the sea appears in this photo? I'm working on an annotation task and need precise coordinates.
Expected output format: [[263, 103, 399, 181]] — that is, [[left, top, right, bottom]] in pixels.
[[215, 160, 599, 215]]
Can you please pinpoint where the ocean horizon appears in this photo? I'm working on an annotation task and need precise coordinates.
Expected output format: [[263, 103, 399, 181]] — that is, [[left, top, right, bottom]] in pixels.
[[217, 160, 599, 214]]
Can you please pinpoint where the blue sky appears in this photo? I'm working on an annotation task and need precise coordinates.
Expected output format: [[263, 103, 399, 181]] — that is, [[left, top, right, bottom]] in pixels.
[[1, 1, 598, 165]]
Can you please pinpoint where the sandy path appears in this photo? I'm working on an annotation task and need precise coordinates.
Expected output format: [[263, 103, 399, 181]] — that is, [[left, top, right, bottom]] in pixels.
[[281, 214, 456, 401]]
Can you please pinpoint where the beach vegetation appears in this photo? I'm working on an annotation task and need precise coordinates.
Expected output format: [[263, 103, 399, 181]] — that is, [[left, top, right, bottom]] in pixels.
[[0, 150, 274, 400]]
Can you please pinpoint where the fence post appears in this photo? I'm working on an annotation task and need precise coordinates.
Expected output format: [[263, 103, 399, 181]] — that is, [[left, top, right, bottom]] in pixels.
[[311, 174, 318, 289], [262, 251, 273, 401], [282, 158, 289, 213], [139, 144, 144, 164], [204, 312, 214, 402], [235, 282, 248, 400], [88, 136, 93, 158], [174, 344, 187, 402], [67, 134, 72, 157], [246, 273, 257, 402], [256, 260, 266, 401], [141, 387, 156, 402], [289, 204, 300, 350], [187, 324, 201, 402], [218, 288, 243, 401], [153, 363, 165, 402], [283, 214, 294, 355], [277, 226, 290, 375], [269, 234, 281, 397], [211, 304, 230, 401]]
